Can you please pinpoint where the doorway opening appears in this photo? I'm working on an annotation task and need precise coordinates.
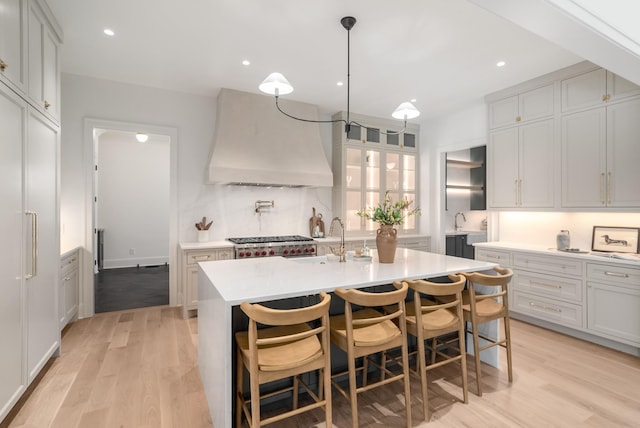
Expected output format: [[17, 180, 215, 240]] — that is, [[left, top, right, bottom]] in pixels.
[[94, 129, 170, 312], [82, 119, 178, 318]]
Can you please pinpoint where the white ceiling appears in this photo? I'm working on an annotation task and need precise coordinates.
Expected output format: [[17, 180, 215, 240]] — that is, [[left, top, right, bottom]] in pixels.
[[47, 0, 585, 121]]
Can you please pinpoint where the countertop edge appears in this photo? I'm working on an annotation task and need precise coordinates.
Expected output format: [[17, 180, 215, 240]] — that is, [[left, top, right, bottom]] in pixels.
[[475, 241, 640, 266]]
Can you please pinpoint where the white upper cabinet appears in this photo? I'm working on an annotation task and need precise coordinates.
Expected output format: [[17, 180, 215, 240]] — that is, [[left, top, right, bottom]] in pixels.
[[561, 68, 640, 113], [488, 84, 554, 129], [28, 0, 60, 122], [0, 0, 27, 92], [488, 119, 555, 209], [562, 98, 640, 208]]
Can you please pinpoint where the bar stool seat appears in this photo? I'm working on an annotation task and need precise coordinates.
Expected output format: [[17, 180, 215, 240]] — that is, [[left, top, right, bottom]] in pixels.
[[329, 283, 412, 428], [235, 292, 332, 427]]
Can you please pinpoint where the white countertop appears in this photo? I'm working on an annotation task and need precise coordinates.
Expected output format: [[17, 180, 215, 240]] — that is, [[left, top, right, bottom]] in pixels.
[[180, 234, 428, 250], [475, 241, 640, 266], [199, 248, 496, 305]]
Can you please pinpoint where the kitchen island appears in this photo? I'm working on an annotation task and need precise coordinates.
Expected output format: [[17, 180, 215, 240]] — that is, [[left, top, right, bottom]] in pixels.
[[198, 248, 497, 428]]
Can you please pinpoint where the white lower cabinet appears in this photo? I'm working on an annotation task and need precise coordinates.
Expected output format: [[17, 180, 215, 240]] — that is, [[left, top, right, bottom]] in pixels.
[[512, 287, 583, 329], [59, 249, 79, 329], [476, 244, 640, 353], [511, 252, 584, 329], [181, 247, 233, 318], [587, 263, 640, 346]]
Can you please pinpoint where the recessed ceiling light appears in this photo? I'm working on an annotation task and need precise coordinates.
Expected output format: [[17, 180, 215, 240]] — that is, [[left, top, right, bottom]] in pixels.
[[337, 81, 344, 86], [410, 98, 417, 103], [496, 61, 506, 67], [242, 60, 250, 66], [136, 133, 149, 143], [104, 28, 115, 36]]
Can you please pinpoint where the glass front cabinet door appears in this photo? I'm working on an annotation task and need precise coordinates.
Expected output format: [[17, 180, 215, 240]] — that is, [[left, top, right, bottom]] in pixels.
[[333, 112, 419, 235]]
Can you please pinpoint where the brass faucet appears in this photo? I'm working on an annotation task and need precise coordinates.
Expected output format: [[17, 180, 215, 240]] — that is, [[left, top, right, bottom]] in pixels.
[[328, 217, 346, 262]]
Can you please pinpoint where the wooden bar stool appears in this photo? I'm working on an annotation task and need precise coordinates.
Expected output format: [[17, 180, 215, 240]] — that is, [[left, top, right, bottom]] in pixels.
[[329, 283, 412, 428], [400, 275, 468, 421], [460, 267, 514, 396], [235, 292, 332, 427]]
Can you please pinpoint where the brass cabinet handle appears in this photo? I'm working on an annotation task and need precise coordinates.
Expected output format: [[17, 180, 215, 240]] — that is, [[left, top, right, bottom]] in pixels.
[[607, 171, 612, 205], [604, 271, 629, 278], [25, 211, 38, 279], [530, 281, 562, 289], [602, 94, 607, 102], [529, 302, 562, 312], [514, 179, 519, 205], [193, 255, 212, 261], [0, 59, 6, 71], [600, 172, 605, 205], [518, 179, 523, 206], [44, 100, 51, 109]]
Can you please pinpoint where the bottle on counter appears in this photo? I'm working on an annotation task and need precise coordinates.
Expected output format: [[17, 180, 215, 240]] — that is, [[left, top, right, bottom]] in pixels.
[[556, 230, 570, 251]]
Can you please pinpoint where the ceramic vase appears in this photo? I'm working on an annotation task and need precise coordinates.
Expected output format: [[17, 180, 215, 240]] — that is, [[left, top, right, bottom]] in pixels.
[[376, 225, 397, 263], [197, 230, 209, 243]]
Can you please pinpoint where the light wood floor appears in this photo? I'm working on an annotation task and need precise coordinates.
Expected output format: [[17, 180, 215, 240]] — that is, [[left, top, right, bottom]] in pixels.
[[3, 306, 640, 427]]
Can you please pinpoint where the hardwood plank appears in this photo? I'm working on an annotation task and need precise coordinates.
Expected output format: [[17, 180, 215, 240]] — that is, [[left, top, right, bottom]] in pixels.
[[4, 308, 640, 428]]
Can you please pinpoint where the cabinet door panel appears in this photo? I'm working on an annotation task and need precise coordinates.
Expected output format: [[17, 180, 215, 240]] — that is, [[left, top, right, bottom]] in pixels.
[[587, 282, 640, 345], [519, 119, 554, 207], [25, 110, 59, 382], [0, 86, 27, 421], [561, 108, 606, 207], [519, 84, 554, 122], [488, 96, 518, 129], [606, 98, 640, 207], [0, 0, 26, 90], [607, 72, 640, 102], [488, 127, 519, 208], [561, 68, 606, 112]]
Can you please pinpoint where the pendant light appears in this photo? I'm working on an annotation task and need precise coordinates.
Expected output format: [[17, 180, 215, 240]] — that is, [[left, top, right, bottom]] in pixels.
[[259, 16, 419, 135]]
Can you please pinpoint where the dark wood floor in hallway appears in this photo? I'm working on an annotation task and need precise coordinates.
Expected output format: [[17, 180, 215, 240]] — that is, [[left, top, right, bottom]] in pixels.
[[95, 264, 169, 313], [3, 306, 639, 427]]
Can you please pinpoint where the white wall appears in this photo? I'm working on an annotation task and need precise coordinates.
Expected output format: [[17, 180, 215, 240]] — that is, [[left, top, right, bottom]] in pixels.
[[420, 100, 488, 252], [97, 131, 170, 268]]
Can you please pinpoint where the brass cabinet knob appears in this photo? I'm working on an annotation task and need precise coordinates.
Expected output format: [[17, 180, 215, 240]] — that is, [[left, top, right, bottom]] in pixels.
[[44, 100, 51, 109], [602, 94, 611, 102], [0, 59, 6, 71], [515, 116, 521, 122]]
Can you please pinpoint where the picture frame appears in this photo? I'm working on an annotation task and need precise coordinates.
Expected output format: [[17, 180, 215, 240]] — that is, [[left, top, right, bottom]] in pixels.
[[591, 226, 640, 254]]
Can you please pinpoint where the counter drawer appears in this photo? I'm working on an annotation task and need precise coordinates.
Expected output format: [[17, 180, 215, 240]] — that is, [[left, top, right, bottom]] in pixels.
[[60, 251, 79, 275], [512, 291, 583, 328], [586, 263, 640, 288], [475, 248, 511, 266], [513, 269, 582, 303], [186, 251, 218, 265], [512, 253, 582, 277]]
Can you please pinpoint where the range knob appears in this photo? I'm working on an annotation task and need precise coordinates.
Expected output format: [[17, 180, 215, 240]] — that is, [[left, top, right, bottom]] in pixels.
[[283, 249, 289, 255], [261, 251, 267, 256], [254, 251, 260, 257], [238, 251, 245, 258], [310, 248, 315, 253], [304, 248, 310, 253], [297, 248, 302, 254], [269, 250, 275, 256]]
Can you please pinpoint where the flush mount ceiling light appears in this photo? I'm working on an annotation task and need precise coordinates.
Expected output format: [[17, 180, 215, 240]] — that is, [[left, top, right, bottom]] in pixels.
[[135, 133, 149, 143], [259, 16, 420, 135], [103, 28, 115, 36]]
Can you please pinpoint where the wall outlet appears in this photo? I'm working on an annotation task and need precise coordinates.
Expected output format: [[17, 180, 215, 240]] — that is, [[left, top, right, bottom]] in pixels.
[[129, 248, 135, 255]]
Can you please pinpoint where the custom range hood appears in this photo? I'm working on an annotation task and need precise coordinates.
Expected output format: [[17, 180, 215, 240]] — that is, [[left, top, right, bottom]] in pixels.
[[207, 88, 333, 187]]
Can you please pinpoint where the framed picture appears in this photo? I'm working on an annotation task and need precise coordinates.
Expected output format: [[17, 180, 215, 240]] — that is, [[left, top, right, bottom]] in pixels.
[[591, 226, 640, 253]]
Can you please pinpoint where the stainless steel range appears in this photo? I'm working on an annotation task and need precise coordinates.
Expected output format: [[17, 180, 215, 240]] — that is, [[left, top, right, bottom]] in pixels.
[[228, 235, 316, 259]]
